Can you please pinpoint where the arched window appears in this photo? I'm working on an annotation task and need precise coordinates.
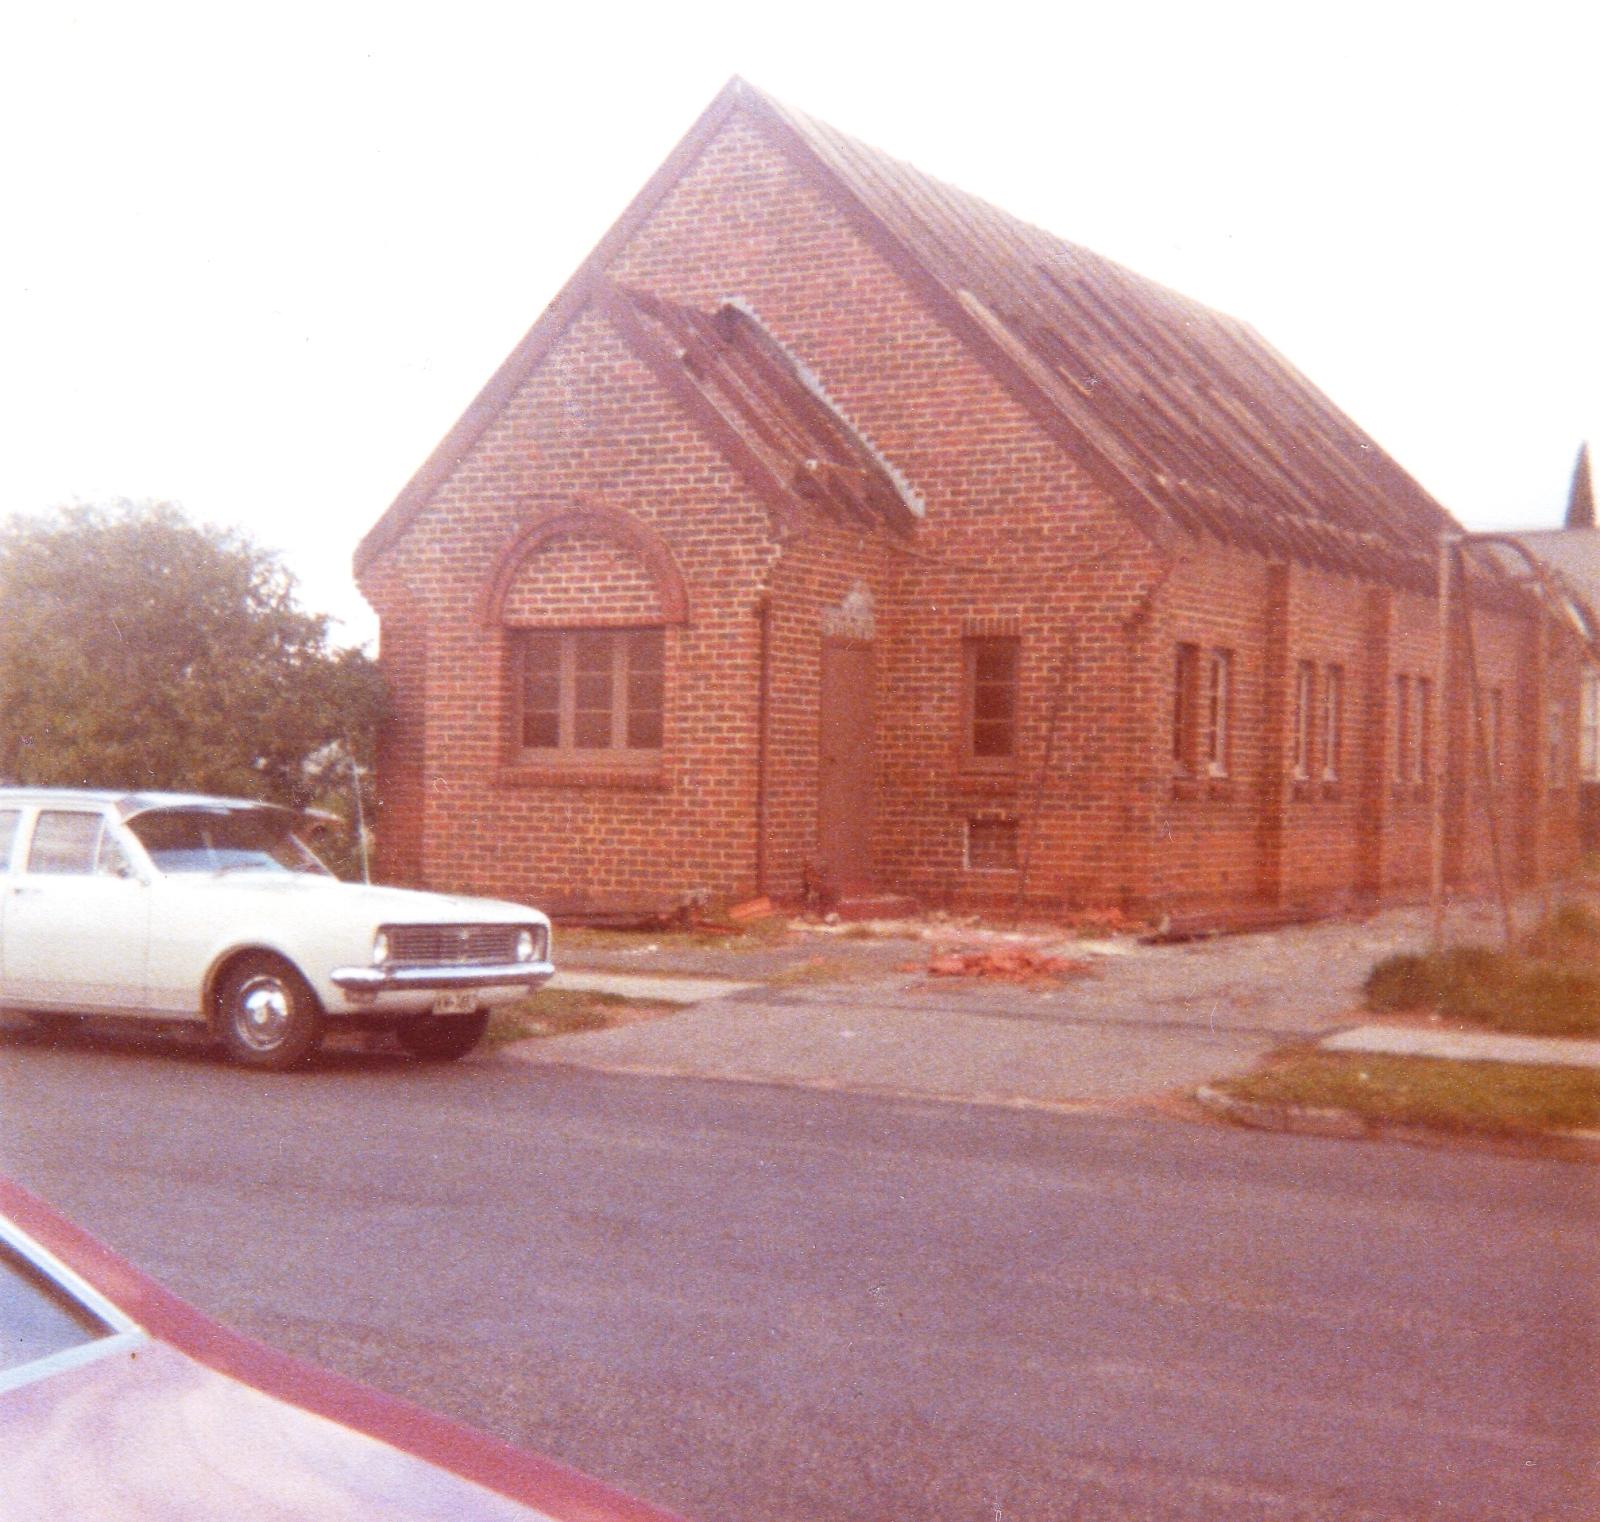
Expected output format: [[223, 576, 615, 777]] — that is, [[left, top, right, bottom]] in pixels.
[[482, 506, 687, 771]]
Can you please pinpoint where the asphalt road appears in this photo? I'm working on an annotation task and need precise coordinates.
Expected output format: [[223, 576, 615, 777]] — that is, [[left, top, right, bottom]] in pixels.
[[3, 1020, 1597, 1521]]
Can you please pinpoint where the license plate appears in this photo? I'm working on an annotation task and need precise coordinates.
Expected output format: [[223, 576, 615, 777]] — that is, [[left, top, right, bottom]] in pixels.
[[430, 992, 479, 1016]]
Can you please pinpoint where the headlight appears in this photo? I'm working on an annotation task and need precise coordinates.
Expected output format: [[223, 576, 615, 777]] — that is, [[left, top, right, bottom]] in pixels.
[[516, 928, 538, 962], [372, 931, 390, 966]]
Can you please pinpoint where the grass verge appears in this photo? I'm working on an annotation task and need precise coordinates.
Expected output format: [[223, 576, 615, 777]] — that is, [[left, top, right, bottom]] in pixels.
[[556, 915, 793, 953], [1364, 901, 1600, 1038], [1212, 1051, 1600, 1136], [483, 989, 671, 1047]]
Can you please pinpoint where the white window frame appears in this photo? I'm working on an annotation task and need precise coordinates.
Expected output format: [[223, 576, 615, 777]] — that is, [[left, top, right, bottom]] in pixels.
[[1321, 665, 1343, 782], [1292, 661, 1314, 782], [1394, 674, 1411, 784], [1205, 649, 1232, 779]]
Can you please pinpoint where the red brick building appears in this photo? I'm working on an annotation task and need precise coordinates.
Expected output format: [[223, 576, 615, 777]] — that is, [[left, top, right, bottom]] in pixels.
[[354, 79, 1580, 921]]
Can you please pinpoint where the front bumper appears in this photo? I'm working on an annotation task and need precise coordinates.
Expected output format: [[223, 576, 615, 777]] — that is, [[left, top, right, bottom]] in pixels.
[[329, 960, 556, 993]]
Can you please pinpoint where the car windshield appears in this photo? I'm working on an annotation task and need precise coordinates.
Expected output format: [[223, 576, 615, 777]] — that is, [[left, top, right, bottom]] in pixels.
[[127, 808, 334, 877], [0, 1239, 114, 1378]]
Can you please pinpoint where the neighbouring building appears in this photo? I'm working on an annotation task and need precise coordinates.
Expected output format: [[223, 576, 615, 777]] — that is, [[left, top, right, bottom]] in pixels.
[[354, 78, 1582, 922], [1511, 443, 1600, 851]]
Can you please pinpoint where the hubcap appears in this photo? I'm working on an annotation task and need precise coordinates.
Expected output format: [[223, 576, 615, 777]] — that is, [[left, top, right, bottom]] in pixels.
[[234, 975, 292, 1050]]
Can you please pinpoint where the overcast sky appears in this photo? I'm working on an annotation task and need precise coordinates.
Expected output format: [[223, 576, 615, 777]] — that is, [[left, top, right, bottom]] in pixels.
[[6, 1, 1596, 649]]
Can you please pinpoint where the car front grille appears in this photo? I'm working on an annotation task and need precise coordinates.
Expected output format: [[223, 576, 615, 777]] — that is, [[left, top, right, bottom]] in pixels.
[[384, 924, 543, 967]]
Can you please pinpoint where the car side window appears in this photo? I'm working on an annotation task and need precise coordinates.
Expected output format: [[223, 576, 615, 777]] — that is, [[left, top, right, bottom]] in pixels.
[[96, 829, 136, 879], [26, 812, 107, 876], [0, 810, 19, 873]]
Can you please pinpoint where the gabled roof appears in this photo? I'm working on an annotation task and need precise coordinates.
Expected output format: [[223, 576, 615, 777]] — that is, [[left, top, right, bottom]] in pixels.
[[751, 91, 1461, 587], [356, 77, 1461, 587], [602, 284, 921, 537]]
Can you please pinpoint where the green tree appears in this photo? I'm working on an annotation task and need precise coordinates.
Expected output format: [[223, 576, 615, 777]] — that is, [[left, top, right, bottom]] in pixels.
[[0, 501, 385, 857]]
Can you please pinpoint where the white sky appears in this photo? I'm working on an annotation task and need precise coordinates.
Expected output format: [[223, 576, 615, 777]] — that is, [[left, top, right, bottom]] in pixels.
[[5, 1, 1596, 650]]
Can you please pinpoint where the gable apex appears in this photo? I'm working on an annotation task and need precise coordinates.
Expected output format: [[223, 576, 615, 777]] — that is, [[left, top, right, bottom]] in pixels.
[[354, 77, 763, 577], [357, 78, 1464, 593]]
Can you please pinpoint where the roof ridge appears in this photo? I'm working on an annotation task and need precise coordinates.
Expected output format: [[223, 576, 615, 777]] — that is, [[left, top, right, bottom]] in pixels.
[[358, 75, 1463, 593]]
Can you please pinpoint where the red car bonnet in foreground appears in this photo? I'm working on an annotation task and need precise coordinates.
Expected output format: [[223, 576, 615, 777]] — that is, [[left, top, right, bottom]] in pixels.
[[0, 1177, 688, 1522]]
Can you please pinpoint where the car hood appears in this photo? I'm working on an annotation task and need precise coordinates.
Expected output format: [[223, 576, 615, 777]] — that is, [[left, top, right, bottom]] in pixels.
[[195, 876, 546, 925], [2, 1339, 552, 1521]]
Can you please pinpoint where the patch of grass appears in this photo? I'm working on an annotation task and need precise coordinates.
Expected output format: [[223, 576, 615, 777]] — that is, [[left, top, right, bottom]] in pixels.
[[555, 915, 793, 954], [483, 988, 654, 1046], [1364, 903, 1600, 1037], [1215, 1051, 1600, 1136]]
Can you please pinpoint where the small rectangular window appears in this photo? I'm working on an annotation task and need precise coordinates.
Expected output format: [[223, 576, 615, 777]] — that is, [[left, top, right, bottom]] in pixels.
[[966, 817, 1019, 870], [1173, 643, 1200, 774], [1416, 677, 1433, 785], [1394, 675, 1412, 784], [1321, 665, 1343, 782], [964, 637, 1019, 764], [1548, 695, 1568, 788], [1292, 661, 1315, 781], [1205, 650, 1232, 778], [0, 809, 19, 871]]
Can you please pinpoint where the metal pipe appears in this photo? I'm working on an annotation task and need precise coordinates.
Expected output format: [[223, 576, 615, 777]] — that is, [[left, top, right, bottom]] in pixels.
[[754, 593, 772, 897], [1431, 533, 1457, 952]]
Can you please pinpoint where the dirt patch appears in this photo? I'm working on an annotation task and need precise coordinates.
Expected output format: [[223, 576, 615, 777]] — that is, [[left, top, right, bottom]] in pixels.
[[920, 947, 1096, 983]]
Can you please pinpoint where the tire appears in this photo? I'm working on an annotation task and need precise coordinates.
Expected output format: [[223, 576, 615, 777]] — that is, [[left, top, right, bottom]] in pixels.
[[216, 955, 324, 1071], [397, 1010, 490, 1062]]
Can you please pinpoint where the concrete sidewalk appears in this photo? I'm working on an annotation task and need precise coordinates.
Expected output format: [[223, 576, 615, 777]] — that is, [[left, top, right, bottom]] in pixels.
[[506, 988, 1273, 1108], [1324, 1024, 1600, 1068], [507, 895, 1600, 1113]]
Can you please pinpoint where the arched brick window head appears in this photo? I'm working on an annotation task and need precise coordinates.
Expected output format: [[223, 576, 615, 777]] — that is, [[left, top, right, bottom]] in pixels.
[[483, 504, 687, 770], [480, 503, 689, 630]]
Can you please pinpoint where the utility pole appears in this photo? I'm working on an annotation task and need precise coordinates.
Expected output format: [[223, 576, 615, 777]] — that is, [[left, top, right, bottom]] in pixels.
[[1430, 534, 1458, 953]]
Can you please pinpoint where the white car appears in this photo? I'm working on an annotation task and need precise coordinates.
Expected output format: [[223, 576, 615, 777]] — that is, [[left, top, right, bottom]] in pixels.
[[0, 789, 554, 1069]]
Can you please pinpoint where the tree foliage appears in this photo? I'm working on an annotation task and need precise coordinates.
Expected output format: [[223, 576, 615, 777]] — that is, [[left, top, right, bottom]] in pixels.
[[0, 501, 385, 824]]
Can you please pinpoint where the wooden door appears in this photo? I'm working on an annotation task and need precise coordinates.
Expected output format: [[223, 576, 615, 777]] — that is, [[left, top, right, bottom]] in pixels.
[[817, 638, 875, 895]]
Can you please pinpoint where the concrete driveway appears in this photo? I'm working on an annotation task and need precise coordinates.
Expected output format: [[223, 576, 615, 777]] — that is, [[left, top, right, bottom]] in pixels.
[[508, 896, 1528, 1109]]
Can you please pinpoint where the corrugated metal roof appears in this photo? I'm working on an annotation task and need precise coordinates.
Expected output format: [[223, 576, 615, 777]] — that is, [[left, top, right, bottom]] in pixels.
[[755, 89, 1462, 586], [356, 77, 1471, 590]]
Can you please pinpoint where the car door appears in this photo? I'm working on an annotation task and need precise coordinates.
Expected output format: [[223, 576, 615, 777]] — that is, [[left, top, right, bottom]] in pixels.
[[2, 808, 152, 1013]]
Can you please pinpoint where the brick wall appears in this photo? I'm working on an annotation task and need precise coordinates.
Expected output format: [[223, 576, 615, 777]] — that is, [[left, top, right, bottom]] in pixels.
[[358, 103, 1580, 920]]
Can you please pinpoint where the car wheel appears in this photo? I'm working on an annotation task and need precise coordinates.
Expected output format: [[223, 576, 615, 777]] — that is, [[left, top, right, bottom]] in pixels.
[[397, 1010, 489, 1062], [217, 955, 324, 1071]]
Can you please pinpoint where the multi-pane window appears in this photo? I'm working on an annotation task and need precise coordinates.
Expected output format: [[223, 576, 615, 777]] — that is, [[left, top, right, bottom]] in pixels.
[[1321, 665, 1343, 782], [1173, 643, 1232, 782], [1394, 674, 1433, 789], [1292, 661, 1315, 781], [964, 637, 1020, 763], [1205, 649, 1232, 778], [517, 628, 664, 759]]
